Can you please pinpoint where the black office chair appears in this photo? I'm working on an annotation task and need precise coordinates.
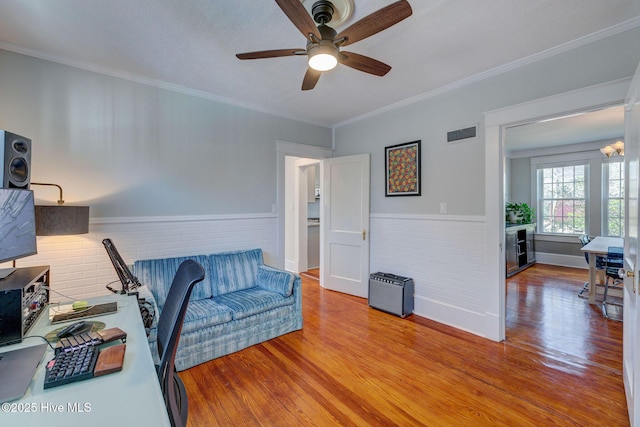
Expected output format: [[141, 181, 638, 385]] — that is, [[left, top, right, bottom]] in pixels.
[[156, 259, 205, 427], [602, 246, 623, 321]]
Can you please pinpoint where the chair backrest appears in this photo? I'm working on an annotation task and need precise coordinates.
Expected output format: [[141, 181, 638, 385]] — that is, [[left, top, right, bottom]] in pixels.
[[607, 246, 624, 264], [156, 259, 205, 427], [579, 234, 591, 247], [579, 235, 591, 264], [604, 246, 624, 277]]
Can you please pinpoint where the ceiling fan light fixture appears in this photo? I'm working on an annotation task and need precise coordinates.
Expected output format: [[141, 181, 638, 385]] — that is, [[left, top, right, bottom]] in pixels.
[[236, 0, 412, 89], [308, 44, 338, 71]]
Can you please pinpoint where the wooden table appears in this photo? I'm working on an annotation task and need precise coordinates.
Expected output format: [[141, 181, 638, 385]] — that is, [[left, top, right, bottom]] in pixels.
[[580, 236, 624, 304]]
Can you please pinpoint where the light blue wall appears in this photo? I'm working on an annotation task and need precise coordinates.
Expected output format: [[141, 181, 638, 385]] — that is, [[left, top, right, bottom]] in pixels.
[[334, 27, 640, 215], [508, 157, 531, 204], [0, 50, 333, 217]]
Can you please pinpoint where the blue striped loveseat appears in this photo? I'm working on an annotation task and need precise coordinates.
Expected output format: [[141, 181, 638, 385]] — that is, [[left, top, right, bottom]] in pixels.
[[132, 248, 302, 371]]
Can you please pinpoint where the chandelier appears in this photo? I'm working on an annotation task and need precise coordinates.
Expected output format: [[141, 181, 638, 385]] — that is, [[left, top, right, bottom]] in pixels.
[[600, 140, 624, 158]]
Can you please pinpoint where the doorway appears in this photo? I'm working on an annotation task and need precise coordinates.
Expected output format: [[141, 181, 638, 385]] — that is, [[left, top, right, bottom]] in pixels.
[[503, 105, 625, 264], [278, 143, 371, 299], [503, 105, 626, 353], [276, 140, 332, 275], [484, 78, 631, 342], [286, 157, 320, 276]]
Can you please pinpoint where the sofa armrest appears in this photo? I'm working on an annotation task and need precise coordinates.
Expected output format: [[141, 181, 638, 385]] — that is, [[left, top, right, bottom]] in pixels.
[[256, 265, 296, 297]]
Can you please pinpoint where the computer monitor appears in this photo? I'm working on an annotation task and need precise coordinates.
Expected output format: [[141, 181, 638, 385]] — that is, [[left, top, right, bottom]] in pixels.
[[0, 189, 37, 279]]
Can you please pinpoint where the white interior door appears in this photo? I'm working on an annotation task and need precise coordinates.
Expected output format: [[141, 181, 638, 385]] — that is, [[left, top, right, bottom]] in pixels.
[[624, 60, 640, 426], [320, 154, 370, 297]]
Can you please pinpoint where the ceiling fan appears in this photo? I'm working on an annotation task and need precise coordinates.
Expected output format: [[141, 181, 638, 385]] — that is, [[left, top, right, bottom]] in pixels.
[[236, 0, 413, 91]]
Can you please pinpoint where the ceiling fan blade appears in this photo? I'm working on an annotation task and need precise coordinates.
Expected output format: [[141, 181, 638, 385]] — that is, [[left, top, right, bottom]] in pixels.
[[336, 0, 412, 47], [275, 0, 321, 40], [236, 49, 303, 60], [302, 68, 321, 91], [339, 51, 391, 76]]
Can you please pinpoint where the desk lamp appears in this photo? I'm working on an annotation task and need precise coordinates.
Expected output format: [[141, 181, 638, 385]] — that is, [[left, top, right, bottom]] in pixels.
[[30, 183, 89, 235]]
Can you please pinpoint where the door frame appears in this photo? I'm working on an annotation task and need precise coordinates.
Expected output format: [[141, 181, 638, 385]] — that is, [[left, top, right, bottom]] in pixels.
[[277, 141, 333, 270], [484, 77, 631, 341], [293, 158, 320, 273]]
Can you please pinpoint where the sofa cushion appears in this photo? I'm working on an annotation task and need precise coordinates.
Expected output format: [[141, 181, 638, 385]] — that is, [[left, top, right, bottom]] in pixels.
[[181, 299, 233, 334], [213, 287, 294, 320], [208, 249, 264, 295], [257, 265, 295, 297], [133, 255, 212, 309]]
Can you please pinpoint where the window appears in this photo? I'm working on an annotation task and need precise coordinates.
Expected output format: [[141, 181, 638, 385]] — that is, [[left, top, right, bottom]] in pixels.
[[538, 164, 587, 234], [603, 160, 624, 237]]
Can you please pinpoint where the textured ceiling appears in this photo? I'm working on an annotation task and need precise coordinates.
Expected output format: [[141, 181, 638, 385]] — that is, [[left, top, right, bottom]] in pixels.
[[0, 0, 639, 129]]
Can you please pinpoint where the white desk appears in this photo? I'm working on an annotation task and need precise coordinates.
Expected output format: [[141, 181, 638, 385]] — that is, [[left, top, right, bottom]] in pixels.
[[0, 293, 170, 427], [580, 236, 624, 305]]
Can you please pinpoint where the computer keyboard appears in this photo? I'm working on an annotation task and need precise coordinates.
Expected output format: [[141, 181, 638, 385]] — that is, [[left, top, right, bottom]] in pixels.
[[44, 344, 99, 389], [57, 331, 104, 353], [44, 328, 127, 389]]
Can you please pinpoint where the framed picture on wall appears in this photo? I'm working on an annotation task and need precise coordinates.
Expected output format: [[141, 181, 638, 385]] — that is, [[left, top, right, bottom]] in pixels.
[[385, 140, 421, 197]]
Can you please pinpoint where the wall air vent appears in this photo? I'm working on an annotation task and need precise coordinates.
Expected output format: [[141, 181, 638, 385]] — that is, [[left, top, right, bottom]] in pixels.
[[447, 125, 478, 143]]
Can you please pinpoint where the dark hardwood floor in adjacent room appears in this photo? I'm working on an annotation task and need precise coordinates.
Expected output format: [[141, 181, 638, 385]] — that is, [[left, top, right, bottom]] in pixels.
[[181, 264, 627, 426]]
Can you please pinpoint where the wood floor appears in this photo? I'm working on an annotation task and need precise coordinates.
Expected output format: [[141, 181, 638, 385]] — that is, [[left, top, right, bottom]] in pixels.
[[181, 264, 627, 426]]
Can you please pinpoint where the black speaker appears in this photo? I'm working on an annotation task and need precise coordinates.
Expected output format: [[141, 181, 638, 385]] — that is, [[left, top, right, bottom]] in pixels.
[[0, 131, 31, 189]]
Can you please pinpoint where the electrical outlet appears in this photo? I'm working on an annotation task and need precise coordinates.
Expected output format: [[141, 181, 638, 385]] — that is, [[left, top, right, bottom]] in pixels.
[[440, 202, 447, 214]]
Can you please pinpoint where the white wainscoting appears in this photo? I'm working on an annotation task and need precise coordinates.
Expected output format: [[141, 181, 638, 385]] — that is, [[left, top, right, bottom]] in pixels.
[[370, 213, 490, 337], [3, 214, 278, 302]]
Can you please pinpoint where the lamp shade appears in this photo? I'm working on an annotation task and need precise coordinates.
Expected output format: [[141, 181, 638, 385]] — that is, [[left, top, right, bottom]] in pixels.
[[35, 205, 90, 235], [612, 140, 625, 154], [600, 145, 614, 157]]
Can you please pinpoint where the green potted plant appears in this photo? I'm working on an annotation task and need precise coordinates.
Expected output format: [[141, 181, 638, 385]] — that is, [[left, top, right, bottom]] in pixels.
[[505, 202, 535, 224]]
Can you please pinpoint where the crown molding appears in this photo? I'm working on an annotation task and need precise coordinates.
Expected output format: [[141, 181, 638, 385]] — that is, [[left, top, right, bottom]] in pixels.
[[1, 14, 639, 131], [334, 16, 640, 129], [0, 42, 331, 128]]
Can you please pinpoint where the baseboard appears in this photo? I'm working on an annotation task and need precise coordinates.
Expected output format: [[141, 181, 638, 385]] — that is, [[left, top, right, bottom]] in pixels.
[[413, 294, 498, 341], [285, 259, 297, 273], [534, 253, 587, 269]]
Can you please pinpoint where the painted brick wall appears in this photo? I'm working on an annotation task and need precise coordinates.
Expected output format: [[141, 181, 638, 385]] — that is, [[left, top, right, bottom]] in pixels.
[[5, 211, 489, 334], [370, 214, 488, 333], [3, 214, 277, 302]]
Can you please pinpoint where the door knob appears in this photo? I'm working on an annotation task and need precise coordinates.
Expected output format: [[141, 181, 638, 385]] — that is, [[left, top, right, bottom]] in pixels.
[[621, 269, 636, 293]]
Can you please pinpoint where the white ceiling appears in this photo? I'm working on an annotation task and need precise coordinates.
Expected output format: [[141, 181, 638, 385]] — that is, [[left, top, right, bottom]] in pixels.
[[0, 0, 639, 130], [505, 105, 626, 152]]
